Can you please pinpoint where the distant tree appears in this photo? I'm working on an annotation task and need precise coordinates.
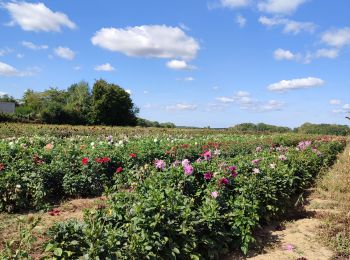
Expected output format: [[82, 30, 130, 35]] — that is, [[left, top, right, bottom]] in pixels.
[[295, 123, 349, 136], [0, 94, 18, 105], [230, 123, 291, 133], [65, 81, 92, 124], [91, 79, 138, 126]]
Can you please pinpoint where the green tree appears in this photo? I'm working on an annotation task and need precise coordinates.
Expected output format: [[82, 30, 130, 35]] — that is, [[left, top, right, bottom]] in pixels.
[[91, 79, 138, 126]]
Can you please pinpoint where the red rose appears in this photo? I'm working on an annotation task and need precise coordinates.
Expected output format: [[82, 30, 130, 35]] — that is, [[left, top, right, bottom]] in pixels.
[[116, 167, 123, 173], [129, 153, 137, 158], [82, 157, 89, 165], [102, 157, 111, 163], [0, 163, 5, 171]]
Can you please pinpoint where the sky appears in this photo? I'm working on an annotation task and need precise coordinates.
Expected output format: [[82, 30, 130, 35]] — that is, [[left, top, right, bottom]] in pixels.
[[0, 0, 349, 128]]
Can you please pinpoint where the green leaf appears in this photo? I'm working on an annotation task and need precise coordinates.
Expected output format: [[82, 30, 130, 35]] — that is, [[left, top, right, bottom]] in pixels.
[[172, 247, 180, 254], [53, 248, 63, 256]]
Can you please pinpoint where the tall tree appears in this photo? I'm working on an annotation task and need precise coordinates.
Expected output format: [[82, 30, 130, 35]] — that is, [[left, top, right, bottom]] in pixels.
[[91, 79, 138, 126]]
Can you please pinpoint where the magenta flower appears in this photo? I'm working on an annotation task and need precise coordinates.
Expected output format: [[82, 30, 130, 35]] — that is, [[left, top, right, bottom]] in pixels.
[[196, 158, 202, 163], [283, 243, 295, 251], [211, 191, 219, 198], [228, 166, 237, 172], [203, 150, 212, 161], [181, 159, 190, 167], [184, 164, 194, 175], [203, 172, 213, 180], [252, 159, 261, 165], [219, 177, 229, 186], [155, 159, 166, 170], [172, 160, 181, 167]]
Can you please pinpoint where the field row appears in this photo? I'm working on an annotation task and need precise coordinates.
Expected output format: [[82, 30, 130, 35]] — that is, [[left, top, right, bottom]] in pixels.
[[0, 132, 346, 258]]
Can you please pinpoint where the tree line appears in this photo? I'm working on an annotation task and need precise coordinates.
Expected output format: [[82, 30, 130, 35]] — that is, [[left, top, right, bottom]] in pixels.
[[0, 79, 175, 128], [230, 122, 350, 136]]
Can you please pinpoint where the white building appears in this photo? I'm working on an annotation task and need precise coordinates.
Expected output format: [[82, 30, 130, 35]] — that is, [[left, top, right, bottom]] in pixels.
[[0, 102, 15, 114]]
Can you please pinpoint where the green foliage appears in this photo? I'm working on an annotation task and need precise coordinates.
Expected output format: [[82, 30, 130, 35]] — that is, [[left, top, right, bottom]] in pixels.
[[91, 79, 138, 126], [0, 215, 40, 259], [230, 123, 292, 133], [295, 122, 350, 136]]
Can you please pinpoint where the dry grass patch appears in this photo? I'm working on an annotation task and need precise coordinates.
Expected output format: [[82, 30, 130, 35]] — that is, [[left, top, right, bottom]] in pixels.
[[316, 144, 350, 258]]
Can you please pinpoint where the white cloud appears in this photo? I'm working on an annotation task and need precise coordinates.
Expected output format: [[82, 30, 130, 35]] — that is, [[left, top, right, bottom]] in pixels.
[[0, 48, 12, 56], [183, 76, 194, 81], [258, 0, 307, 15], [125, 89, 132, 95], [259, 16, 315, 34], [329, 99, 341, 105], [17, 53, 24, 58], [166, 103, 197, 111], [179, 23, 190, 31], [215, 91, 284, 112], [221, 0, 250, 8], [22, 41, 48, 50], [332, 109, 346, 114], [268, 77, 324, 92], [94, 63, 115, 71], [54, 47, 75, 60], [91, 25, 199, 60], [315, 48, 339, 59], [166, 60, 196, 70], [343, 104, 350, 110], [3, 2, 76, 32], [274, 48, 300, 61], [0, 61, 35, 77], [216, 97, 235, 103], [236, 14, 247, 28], [321, 28, 350, 48]]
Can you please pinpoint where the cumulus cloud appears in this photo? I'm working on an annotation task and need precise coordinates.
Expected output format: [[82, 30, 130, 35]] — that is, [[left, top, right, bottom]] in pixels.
[[94, 63, 115, 71], [22, 41, 48, 50], [258, 0, 307, 15], [0, 61, 36, 77], [166, 103, 197, 111], [91, 25, 199, 60], [259, 16, 315, 34], [274, 48, 301, 61], [166, 60, 196, 70], [54, 47, 75, 60], [343, 104, 350, 110], [125, 89, 132, 95], [215, 91, 284, 112], [321, 27, 350, 48], [315, 48, 339, 59], [221, 0, 250, 8], [3, 1, 76, 32], [329, 99, 341, 105], [268, 77, 324, 92], [236, 14, 247, 28]]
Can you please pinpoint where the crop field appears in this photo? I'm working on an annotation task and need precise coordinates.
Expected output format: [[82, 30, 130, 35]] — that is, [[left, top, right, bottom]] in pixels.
[[0, 123, 347, 259]]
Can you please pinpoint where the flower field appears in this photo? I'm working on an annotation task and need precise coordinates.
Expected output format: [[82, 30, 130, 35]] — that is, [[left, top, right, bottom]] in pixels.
[[0, 123, 347, 259]]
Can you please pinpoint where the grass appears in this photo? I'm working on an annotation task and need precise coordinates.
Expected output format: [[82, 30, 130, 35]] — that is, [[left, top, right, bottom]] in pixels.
[[316, 143, 350, 258]]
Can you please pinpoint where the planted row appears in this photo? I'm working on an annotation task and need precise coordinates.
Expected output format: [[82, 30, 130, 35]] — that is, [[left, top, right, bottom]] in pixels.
[[45, 139, 346, 258]]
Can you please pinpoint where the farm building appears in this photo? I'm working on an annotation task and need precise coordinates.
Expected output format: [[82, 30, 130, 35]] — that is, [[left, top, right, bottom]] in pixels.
[[0, 102, 15, 114]]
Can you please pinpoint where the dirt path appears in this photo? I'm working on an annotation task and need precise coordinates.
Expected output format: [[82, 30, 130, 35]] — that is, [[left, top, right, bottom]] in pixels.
[[246, 195, 337, 260]]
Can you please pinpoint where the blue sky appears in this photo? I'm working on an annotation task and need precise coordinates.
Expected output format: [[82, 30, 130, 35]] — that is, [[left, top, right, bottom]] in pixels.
[[0, 0, 349, 127]]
